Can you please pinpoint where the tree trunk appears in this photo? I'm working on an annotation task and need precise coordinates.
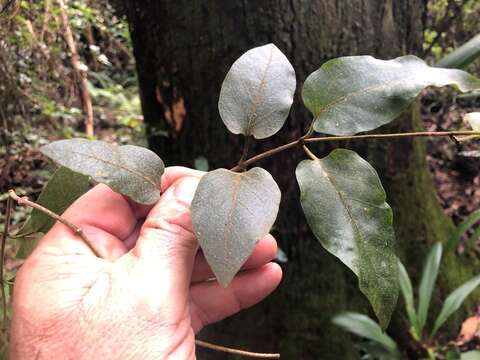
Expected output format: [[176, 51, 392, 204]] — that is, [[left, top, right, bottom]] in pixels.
[[123, 1, 479, 358]]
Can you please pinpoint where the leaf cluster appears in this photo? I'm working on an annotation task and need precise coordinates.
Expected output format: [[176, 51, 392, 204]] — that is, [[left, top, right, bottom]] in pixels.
[[14, 43, 480, 332]]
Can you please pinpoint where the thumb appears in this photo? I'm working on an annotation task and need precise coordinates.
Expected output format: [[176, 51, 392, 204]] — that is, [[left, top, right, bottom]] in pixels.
[[132, 176, 200, 286]]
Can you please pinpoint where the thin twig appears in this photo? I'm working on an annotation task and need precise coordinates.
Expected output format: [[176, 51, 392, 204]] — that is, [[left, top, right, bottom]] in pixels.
[[231, 138, 300, 171], [8, 190, 103, 258], [1, 196, 12, 326], [57, 0, 94, 136], [240, 136, 252, 163], [231, 130, 480, 170], [40, 0, 51, 41], [195, 340, 280, 358], [303, 130, 480, 143], [302, 145, 318, 160], [236, 136, 253, 170]]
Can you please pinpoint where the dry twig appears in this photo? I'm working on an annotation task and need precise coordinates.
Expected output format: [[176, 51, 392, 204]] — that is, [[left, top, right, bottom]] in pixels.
[[57, 0, 94, 136]]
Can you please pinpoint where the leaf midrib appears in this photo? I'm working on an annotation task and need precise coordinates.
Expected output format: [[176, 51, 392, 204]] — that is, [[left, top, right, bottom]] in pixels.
[[246, 45, 274, 134], [67, 148, 158, 188], [314, 78, 417, 119], [221, 173, 242, 278], [315, 160, 365, 275]]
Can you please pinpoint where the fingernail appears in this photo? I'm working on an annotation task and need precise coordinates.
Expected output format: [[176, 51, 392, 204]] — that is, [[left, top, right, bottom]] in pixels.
[[173, 177, 199, 204]]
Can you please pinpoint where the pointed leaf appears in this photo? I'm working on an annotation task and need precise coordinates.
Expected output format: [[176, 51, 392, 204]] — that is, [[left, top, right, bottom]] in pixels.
[[398, 260, 420, 338], [296, 149, 398, 328], [41, 139, 164, 204], [218, 43, 296, 139], [332, 312, 399, 357], [447, 209, 480, 252], [431, 275, 480, 337], [14, 167, 90, 238], [191, 167, 281, 287], [302, 55, 480, 135], [435, 34, 480, 70], [417, 242, 443, 334]]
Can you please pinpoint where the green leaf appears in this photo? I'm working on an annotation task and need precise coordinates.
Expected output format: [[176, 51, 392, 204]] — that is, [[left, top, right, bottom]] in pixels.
[[431, 274, 480, 337], [218, 43, 296, 139], [446, 349, 462, 360], [302, 55, 480, 136], [398, 260, 420, 339], [435, 34, 480, 70], [446, 209, 480, 252], [296, 149, 398, 328], [332, 312, 399, 357], [16, 233, 43, 259], [417, 242, 443, 335], [191, 167, 281, 287], [359, 341, 398, 360], [41, 139, 164, 204], [14, 167, 90, 238], [461, 350, 480, 360]]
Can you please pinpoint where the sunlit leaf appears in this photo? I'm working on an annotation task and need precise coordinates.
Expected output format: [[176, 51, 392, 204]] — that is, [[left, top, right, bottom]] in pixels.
[[297, 149, 398, 328], [458, 150, 480, 157], [219, 43, 296, 139], [41, 139, 164, 204], [465, 112, 480, 131], [417, 242, 443, 335], [332, 312, 400, 358], [14, 167, 90, 238], [431, 275, 480, 337], [191, 167, 281, 287], [436, 34, 480, 70], [302, 55, 480, 135]]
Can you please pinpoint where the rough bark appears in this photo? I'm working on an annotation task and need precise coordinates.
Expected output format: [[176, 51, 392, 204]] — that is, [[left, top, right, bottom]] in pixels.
[[123, 1, 478, 358]]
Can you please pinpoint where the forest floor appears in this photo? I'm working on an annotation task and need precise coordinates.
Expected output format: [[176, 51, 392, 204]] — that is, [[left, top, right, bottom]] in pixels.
[[422, 89, 480, 221]]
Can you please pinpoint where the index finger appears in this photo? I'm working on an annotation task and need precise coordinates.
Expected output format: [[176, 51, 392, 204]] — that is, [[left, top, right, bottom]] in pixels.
[[39, 166, 204, 258], [160, 166, 204, 192]]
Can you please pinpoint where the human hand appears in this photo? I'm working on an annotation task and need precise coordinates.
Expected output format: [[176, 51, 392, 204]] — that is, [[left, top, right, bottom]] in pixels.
[[9, 166, 282, 359]]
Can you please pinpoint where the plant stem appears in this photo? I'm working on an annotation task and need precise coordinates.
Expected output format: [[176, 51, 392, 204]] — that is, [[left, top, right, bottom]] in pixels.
[[302, 145, 318, 160], [8, 190, 103, 258], [57, 0, 94, 136], [195, 340, 280, 358], [238, 136, 253, 168], [231, 130, 480, 170], [1, 196, 12, 327], [303, 130, 480, 143], [231, 138, 300, 171]]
